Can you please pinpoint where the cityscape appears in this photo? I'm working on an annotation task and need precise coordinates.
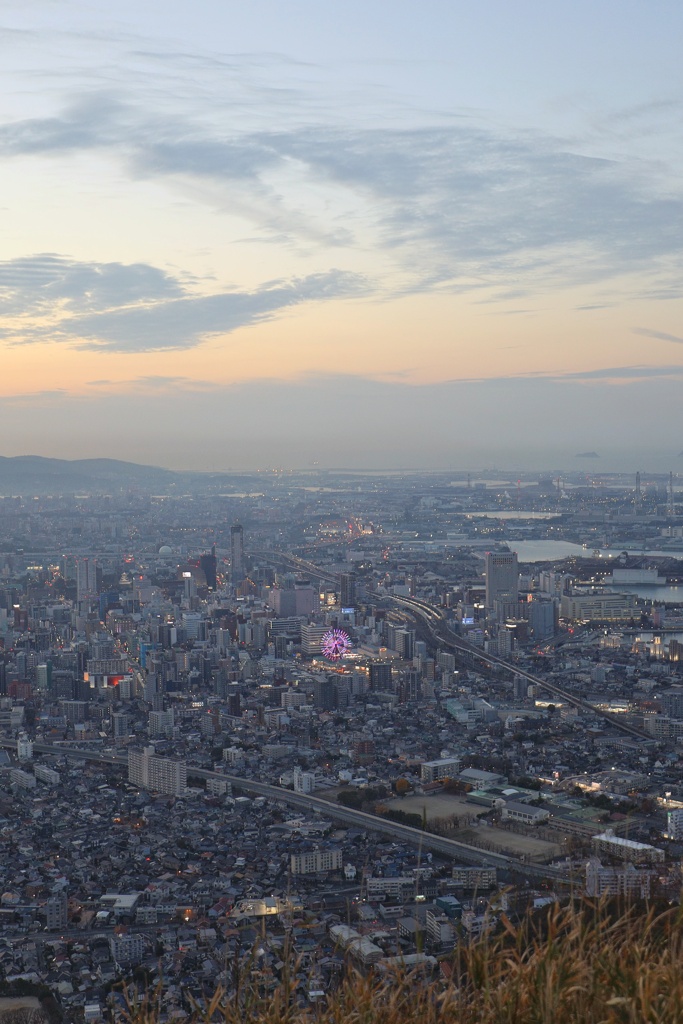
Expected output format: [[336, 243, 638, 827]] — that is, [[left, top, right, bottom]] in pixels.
[[3, 0, 683, 1020], [0, 467, 682, 1016]]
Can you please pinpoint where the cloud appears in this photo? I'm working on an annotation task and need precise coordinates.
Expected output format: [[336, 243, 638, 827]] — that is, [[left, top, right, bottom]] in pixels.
[[447, 364, 683, 385], [87, 375, 217, 389], [2, 94, 683, 295], [0, 253, 183, 318], [632, 327, 683, 345], [0, 256, 365, 351], [551, 364, 683, 382]]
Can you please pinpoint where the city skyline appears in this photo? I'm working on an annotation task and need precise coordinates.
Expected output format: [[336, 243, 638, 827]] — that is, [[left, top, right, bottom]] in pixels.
[[1, 1, 683, 470]]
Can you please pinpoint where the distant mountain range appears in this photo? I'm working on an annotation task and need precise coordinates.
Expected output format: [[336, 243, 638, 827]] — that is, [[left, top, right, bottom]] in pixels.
[[0, 456, 181, 493]]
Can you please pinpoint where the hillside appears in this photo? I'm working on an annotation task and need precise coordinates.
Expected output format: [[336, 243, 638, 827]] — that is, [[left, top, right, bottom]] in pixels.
[[0, 456, 179, 494], [117, 900, 683, 1024]]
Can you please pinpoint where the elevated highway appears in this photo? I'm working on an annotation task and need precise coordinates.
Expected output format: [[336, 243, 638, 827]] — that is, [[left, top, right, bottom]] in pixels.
[[392, 596, 651, 741], [4, 741, 568, 883], [250, 548, 651, 741]]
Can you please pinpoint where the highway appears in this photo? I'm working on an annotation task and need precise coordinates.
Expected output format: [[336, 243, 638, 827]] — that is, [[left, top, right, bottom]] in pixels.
[[391, 595, 651, 741], [3, 742, 568, 883], [251, 548, 649, 740], [249, 550, 340, 586]]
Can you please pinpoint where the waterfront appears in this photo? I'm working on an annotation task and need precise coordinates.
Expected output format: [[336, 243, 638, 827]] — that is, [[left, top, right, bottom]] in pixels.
[[512, 540, 612, 561]]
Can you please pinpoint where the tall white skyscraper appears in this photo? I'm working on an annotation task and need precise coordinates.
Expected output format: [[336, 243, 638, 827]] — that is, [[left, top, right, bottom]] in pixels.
[[485, 551, 519, 609], [76, 557, 98, 603]]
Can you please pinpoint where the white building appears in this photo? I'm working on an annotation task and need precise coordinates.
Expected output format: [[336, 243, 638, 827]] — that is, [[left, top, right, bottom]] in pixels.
[[451, 866, 497, 889], [128, 747, 187, 796], [110, 934, 145, 965], [301, 624, 329, 657], [149, 708, 175, 737], [501, 801, 550, 826], [365, 877, 416, 899], [293, 766, 317, 793], [560, 591, 638, 623], [10, 768, 36, 790], [420, 756, 461, 784], [34, 763, 60, 786], [665, 807, 683, 840], [426, 909, 455, 947], [591, 829, 664, 864], [290, 849, 342, 875], [206, 777, 231, 797], [17, 734, 33, 761], [585, 857, 657, 898]]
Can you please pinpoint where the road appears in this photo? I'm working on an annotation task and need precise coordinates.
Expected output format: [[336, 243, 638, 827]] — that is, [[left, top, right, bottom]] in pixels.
[[2, 741, 568, 883], [251, 549, 649, 741], [391, 595, 651, 741]]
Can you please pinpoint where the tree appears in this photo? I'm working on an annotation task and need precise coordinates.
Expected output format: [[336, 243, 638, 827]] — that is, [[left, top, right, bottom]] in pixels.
[[394, 778, 411, 797]]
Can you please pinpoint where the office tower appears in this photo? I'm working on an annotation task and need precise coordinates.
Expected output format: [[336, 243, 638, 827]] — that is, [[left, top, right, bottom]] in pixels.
[[230, 524, 244, 586], [528, 598, 556, 640], [340, 572, 356, 608], [369, 662, 393, 691], [485, 551, 519, 609], [199, 546, 217, 590], [301, 624, 329, 657], [313, 676, 337, 710], [393, 628, 415, 660], [76, 557, 98, 603]]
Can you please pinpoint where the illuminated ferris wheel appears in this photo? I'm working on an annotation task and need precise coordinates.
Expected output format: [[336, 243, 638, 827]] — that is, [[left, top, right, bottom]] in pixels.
[[321, 628, 351, 661]]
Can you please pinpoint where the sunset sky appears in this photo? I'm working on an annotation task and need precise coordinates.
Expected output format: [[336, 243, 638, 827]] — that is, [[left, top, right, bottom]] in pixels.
[[1, 1, 682, 471]]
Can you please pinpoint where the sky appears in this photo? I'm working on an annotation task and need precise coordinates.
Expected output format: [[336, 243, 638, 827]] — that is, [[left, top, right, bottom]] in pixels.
[[1, 0, 683, 472]]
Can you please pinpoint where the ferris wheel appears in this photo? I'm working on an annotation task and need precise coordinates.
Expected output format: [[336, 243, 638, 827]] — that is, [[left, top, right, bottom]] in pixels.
[[321, 628, 351, 661]]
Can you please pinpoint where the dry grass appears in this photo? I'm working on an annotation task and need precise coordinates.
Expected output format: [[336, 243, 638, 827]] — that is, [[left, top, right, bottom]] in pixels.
[[122, 899, 683, 1024]]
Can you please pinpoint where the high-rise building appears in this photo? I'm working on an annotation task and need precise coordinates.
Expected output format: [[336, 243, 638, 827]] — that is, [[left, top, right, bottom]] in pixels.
[[313, 676, 337, 710], [485, 551, 519, 609], [112, 712, 130, 738], [76, 558, 98, 604], [528, 598, 556, 639], [369, 662, 393, 691], [199, 546, 217, 590], [128, 747, 186, 796], [230, 524, 244, 586], [340, 572, 357, 608], [301, 624, 328, 657]]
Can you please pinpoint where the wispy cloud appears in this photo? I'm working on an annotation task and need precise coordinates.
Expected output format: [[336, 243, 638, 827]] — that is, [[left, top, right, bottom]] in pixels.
[[0, 253, 183, 317], [2, 93, 683, 297], [0, 255, 366, 352], [632, 327, 683, 345]]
